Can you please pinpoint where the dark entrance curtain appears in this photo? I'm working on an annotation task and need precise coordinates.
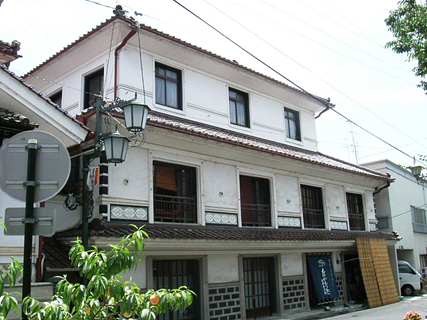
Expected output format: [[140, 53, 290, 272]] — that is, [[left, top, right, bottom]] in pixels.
[[307, 254, 340, 304]]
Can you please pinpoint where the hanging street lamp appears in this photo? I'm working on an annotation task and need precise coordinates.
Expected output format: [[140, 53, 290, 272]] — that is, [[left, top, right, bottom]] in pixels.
[[82, 94, 150, 251]]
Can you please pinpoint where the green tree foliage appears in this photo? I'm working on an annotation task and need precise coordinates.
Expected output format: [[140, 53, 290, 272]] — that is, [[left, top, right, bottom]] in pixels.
[[0, 258, 22, 319], [385, 0, 427, 92], [1, 225, 194, 319]]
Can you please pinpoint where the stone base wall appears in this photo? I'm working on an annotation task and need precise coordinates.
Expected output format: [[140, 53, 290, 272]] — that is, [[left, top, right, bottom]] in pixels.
[[208, 282, 241, 320], [282, 276, 306, 314]]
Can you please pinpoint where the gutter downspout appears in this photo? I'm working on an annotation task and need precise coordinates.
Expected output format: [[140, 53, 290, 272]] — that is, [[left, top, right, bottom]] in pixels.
[[78, 24, 137, 125], [374, 173, 394, 195], [114, 28, 137, 99]]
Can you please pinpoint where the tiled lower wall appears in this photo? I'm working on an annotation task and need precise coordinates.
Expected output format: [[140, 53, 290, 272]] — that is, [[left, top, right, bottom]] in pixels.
[[208, 282, 241, 320], [282, 276, 306, 313], [336, 273, 344, 299]]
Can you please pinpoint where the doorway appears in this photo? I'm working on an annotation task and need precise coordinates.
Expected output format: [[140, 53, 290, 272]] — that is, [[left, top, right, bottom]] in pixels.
[[243, 257, 277, 319], [153, 259, 201, 320]]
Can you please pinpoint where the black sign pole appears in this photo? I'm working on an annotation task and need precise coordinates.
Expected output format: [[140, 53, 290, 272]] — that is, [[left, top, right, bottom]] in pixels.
[[22, 139, 39, 318]]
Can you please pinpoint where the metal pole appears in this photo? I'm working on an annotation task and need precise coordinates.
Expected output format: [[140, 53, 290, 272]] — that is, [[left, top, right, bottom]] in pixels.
[[22, 139, 39, 318], [82, 155, 90, 251]]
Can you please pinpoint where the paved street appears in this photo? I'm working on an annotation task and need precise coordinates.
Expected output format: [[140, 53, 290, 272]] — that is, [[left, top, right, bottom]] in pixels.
[[327, 294, 427, 320], [271, 293, 427, 320]]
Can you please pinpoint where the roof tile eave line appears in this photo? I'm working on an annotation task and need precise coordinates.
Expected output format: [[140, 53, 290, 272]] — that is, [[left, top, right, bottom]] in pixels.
[[146, 111, 389, 180], [23, 14, 329, 109], [1, 65, 90, 134]]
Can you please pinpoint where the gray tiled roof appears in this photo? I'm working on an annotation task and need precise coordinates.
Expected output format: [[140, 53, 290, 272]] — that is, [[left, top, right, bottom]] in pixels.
[[147, 111, 389, 181], [0, 65, 89, 131], [24, 15, 332, 110], [0, 107, 38, 128], [55, 222, 398, 242]]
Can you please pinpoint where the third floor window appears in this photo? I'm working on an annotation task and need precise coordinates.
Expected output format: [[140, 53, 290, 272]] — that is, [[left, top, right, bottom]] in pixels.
[[84, 68, 103, 109], [155, 62, 182, 110], [229, 88, 249, 128], [284, 107, 301, 141], [411, 205, 427, 233]]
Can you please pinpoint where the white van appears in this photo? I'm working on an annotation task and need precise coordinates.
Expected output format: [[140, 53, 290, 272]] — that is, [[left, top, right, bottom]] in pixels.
[[398, 260, 423, 296]]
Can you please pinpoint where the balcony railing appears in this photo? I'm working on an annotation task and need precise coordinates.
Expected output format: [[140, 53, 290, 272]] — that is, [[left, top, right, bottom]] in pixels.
[[241, 203, 271, 227], [349, 213, 365, 231], [303, 208, 325, 229], [154, 194, 197, 223]]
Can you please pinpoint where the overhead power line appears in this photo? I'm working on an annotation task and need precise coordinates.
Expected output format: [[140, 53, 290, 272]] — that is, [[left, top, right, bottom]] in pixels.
[[205, 0, 426, 153], [172, 0, 427, 168]]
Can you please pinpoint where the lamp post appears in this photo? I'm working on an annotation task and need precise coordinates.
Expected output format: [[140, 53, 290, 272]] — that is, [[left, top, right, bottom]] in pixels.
[[82, 95, 150, 250]]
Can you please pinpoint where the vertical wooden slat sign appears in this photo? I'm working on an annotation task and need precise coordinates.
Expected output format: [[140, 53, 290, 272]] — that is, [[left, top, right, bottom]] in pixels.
[[371, 238, 400, 305], [356, 238, 399, 308]]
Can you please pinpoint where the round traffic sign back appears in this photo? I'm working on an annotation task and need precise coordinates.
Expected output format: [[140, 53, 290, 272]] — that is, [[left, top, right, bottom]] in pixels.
[[0, 130, 71, 202]]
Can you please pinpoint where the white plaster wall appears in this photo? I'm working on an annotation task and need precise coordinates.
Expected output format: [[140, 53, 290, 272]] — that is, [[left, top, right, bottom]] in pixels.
[[108, 148, 150, 202], [300, 109, 318, 149], [121, 256, 147, 289], [413, 233, 427, 271], [275, 174, 301, 215], [387, 170, 420, 249], [250, 94, 284, 133], [202, 161, 238, 212], [208, 255, 239, 283], [281, 252, 303, 276], [184, 70, 228, 122], [364, 191, 376, 223], [325, 184, 346, 219]]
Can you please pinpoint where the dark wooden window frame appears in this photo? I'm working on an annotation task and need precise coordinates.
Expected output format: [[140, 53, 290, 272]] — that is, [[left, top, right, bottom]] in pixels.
[[84, 68, 104, 109], [155, 62, 183, 110], [153, 161, 197, 223], [346, 192, 365, 231], [153, 259, 201, 320], [240, 175, 271, 227], [301, 184, 325, 229], [49, 90, 62, 108], [229, 87, 250, 128], [284, 107, 301, 141]]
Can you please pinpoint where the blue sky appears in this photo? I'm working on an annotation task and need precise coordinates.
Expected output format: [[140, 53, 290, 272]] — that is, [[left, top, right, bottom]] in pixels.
[[1, 0, 426, 169]]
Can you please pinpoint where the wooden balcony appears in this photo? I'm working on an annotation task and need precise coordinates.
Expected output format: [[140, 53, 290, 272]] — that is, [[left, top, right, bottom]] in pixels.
[[303, 208, 325, 229], [154, 194, 197, 223], [349, 213, 365, 230], [241, 203, 271, 227]]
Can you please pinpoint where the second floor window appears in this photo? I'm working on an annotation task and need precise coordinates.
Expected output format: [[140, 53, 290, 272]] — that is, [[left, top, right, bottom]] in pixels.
[[346, 193, 365, 231], [84, 68, 103, 109], [411, 205, 427, 233], [153, 161, 197, 223], [301, 185, 325, 229], [229, 88, 249, 127], [49, 90, 62, 108], [240, 175, 271, 227], [284, 107, 301, 141], [155, 63, 182, 110]]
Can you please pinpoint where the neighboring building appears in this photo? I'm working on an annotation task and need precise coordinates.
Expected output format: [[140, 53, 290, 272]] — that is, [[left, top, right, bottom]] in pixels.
[[364, 159, 427, 273], [22, 10, 400, 320], [0, 40, 21, 67], [0, 64, 88, 273]]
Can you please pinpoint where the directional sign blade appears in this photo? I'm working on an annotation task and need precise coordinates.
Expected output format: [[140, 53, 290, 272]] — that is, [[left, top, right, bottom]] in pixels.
[[5, 207, 56, 236]]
